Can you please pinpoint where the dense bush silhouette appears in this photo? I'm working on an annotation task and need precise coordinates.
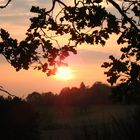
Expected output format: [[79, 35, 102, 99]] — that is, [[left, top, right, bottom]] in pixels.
[[0, 96, 40, 140], [110, 82, 140, 104]]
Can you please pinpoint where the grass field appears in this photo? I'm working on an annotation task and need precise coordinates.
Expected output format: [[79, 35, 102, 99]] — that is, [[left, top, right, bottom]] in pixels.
[[38, 105, 139, 140]]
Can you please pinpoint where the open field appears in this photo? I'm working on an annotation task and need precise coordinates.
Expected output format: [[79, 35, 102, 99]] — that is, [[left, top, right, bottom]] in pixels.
[[39, 105, 139, 140]]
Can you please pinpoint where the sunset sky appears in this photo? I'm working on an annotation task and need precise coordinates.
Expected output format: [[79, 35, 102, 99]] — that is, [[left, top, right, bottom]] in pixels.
[[0, 0, 121, 97]]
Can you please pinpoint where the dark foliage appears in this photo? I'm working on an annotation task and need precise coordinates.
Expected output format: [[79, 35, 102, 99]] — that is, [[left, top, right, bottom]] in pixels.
[[111, 82, 140, 104], [0, 96, 40, 140]]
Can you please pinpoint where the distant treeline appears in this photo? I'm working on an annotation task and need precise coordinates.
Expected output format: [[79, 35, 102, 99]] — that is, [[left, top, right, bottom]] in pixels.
[[26, 82, 112, 108]]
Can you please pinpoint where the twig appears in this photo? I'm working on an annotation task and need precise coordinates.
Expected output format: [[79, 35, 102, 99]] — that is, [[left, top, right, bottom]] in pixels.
[[45, 0, 67, 15], [40, 27, 61, 48], [0, 88, 17, 97], [0, 0, 11, 9], [108, 0, 140, 32]]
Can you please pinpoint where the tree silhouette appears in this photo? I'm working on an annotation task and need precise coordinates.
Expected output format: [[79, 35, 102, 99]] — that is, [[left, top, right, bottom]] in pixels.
[[26, 91, 41, 104], [0, 0, 140, 94], [80, 82, 86, 90], [90, 81, 112, 104]]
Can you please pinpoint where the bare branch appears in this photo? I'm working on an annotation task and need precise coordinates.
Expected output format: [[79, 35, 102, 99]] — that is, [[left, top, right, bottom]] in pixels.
[[108, 0, 140, 32], [0, 0, 11, 9], [0, 88, 17, 97], [55, 0, 67, 8], [45, 0, 67, 14], [40, 27, 61, 48]]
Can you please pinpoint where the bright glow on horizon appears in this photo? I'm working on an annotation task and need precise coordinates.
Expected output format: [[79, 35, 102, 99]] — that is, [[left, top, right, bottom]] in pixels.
[[55, 66, 74, 81]]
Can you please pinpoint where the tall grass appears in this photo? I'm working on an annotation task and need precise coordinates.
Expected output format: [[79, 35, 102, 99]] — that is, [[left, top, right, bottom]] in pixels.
[[40, 106, 140, 140], [72, 106, 140, 140]]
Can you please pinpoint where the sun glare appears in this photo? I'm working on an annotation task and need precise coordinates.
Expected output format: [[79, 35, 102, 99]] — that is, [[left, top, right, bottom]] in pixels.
[[55, 66, 74, 81]]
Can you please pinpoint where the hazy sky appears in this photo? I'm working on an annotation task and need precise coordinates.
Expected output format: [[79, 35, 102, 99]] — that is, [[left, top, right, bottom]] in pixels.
[[0, 0, 121, 97]]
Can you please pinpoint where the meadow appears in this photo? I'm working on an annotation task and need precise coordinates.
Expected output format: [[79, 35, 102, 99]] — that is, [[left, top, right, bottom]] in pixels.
[[39, 105, 139, 140]]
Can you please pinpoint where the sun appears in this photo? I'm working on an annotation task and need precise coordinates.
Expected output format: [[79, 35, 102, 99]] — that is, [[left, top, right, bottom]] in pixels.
[[55, 66, 74, 81]]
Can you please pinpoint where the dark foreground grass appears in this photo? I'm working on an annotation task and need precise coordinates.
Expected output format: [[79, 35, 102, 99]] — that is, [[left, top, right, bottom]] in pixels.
[[38, 105, 140, 140]]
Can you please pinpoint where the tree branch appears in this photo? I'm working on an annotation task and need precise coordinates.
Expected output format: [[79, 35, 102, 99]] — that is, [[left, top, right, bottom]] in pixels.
[[0, 88, 17, 97], [45, 0, 67, 14], [0, 0, 11, 9], [108, 0, 140, 32], [56, 0, 67, 7]]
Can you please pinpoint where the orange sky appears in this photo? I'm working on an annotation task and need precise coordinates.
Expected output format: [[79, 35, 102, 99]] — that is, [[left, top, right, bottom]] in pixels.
[[0, 0, 122, 97]]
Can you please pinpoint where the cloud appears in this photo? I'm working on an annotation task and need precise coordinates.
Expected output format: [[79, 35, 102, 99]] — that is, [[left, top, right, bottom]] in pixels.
[[0, 0, 53, 40], [78, 49, 110, 62], [65, 49, 111, 67], [0, 0, 52, 24]]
